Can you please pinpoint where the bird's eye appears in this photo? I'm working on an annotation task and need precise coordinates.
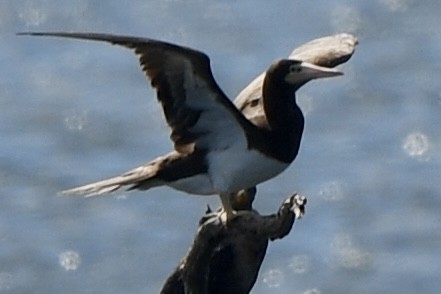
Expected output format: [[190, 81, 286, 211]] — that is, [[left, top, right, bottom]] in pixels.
[[290, 65, 302, 73]]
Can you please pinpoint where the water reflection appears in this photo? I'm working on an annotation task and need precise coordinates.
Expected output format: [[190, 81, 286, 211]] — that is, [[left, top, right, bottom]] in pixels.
[[303, 288, 321, 294], [379, 0, 415, 12], [64, 110, 88, 131], [330, 233, 373, 269], [288, 254, 312, 274], [59, 250, 81, 271], [402, 132, 430, 159], [262, 268, 284, 288], [319, 181, 346, 202]]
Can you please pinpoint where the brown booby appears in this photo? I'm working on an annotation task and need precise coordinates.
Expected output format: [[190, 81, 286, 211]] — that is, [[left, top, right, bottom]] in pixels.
[[18, 32, 342, 220]]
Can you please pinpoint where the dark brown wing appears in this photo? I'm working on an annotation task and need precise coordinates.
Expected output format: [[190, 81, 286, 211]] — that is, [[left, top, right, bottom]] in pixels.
[[19, 32, 256, 154]]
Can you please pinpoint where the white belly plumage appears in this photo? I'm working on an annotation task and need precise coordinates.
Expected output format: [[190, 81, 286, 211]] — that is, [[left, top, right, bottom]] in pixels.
[[207, 148, 289, 194], [167, 140, 289, 195], [167, 149, 288, 196]]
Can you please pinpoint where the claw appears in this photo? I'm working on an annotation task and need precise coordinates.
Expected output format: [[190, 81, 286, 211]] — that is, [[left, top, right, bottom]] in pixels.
[[219, 193, 237, 224], [219, 207, 237, 225]]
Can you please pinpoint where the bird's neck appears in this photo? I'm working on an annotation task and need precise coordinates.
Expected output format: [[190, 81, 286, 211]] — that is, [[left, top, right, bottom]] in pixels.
[[261, 78, 305, 163], [262, 78, 304, 133]]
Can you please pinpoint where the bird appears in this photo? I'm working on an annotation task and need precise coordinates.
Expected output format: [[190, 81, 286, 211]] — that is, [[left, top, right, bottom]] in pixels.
[[18, 32, 342, 221]]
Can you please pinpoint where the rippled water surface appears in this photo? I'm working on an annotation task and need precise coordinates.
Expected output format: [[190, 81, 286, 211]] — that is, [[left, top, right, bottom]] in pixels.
[[1, 1, 440, 293]]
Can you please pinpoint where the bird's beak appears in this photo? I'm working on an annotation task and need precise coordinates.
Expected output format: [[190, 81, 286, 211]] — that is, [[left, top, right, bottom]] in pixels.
[[299, 61, 343, 79], [285, 61, 343, 85]]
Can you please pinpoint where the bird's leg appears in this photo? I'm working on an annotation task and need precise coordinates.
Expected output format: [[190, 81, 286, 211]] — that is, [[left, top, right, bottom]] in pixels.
[[219, 193, 236, 224]]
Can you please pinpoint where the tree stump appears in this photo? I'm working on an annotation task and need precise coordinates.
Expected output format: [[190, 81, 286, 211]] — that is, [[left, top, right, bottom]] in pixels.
[[161, 190, 306, 294]]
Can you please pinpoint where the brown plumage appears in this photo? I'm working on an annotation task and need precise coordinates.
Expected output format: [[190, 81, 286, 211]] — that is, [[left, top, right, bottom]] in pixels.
[[18, 32, 342, 219]]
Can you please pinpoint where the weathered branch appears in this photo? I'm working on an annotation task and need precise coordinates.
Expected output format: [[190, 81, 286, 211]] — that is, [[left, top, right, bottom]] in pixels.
[[160, 33, 358, 294], [161, 191, 306, 294]]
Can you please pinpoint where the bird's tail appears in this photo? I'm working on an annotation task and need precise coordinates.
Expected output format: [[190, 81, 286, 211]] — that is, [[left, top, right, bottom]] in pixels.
[[60, 164, 160, 197]]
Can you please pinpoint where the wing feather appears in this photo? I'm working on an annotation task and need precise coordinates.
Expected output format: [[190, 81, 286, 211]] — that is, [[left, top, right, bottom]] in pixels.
[[19, 32, 256, 153]]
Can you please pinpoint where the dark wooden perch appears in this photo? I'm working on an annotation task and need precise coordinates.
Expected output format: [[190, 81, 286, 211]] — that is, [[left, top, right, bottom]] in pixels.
[[161, 190, 306, 294], [160, 33, 358, 294]]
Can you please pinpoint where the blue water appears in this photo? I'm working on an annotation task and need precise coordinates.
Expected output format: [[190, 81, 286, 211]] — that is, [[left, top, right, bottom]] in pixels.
[[1, 0, 440, 293]]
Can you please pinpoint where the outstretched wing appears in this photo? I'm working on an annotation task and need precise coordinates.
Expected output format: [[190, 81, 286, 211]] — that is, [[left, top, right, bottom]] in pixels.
[[19, 32, 256, 153]]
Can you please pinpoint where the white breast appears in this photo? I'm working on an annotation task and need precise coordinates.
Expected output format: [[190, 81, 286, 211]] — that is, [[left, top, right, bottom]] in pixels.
[[207, 145, 289, 194]]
